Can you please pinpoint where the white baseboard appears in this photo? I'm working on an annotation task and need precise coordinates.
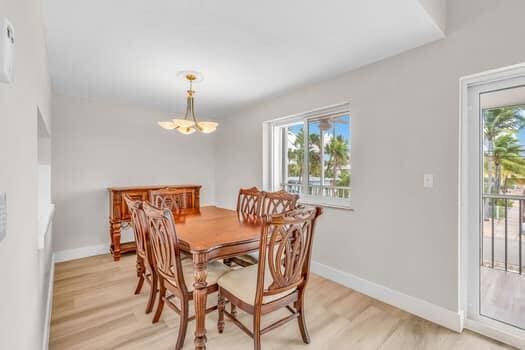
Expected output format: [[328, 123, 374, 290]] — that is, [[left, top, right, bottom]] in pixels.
[[54, 243, 109, 263], [311, 261, 464, 332], [42, 254, 55, 350]]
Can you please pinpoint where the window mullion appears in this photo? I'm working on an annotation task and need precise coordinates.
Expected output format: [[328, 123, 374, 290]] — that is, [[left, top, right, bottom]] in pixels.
[[282, 127, 287, 190], [302, 120, 308, 196]]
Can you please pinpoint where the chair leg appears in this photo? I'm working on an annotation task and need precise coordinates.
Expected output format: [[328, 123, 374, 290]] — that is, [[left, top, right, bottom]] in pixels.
[[175, 299, 189, 350], [145, 271, 158, 314], [152, 277, 166, 323], [253, 311, 262, 350], [218, 289, 225, 333], [134, 258, 145, 295], [296, 290, 311, 344], [231, 303, 237, 317]]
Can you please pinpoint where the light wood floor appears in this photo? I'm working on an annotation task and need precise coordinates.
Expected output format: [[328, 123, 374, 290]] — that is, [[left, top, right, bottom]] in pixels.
[[50, 254, 514, 350]]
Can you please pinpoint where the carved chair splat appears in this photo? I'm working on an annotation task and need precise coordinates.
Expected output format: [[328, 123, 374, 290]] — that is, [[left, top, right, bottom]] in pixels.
[[149, 188, 194, 223], [236, 187, 264, 223], [224, 187, 265, 267], [260, 190, 299, 216]]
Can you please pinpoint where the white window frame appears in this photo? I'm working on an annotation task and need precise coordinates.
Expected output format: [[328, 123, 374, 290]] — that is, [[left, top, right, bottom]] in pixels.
[[263, 102, 353, 210]]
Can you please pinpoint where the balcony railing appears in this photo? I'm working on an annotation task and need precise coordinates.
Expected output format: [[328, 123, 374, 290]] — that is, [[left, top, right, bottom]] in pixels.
[[282, 183, 351, 200], [483, 193, 525, 274]]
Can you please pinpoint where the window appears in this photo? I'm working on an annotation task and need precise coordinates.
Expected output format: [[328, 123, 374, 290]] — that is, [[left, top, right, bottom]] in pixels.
[[264, 103, 351, 209]]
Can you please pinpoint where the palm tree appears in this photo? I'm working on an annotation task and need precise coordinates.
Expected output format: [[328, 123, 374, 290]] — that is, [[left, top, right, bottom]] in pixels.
[[325, 135, 349, 186], [287, 129, 303, 179], [308, 133, 321, 178], [484, 106, 525, 194], [491, 133, 525, 193], [287, 128, 322, 183], [482, 106, 525, 219], [337, 169, 351, 187]]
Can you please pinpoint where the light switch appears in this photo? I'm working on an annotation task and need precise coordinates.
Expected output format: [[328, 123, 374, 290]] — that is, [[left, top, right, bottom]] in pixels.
[[0, 192, 6, 242], [423, 174, 434, 188]]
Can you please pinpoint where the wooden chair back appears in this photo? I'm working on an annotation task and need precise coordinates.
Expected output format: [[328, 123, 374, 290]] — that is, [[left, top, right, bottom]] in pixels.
[[236, 187, 264, 223], [149, 188, 188, 222], [124, 194, 150, 262], [143, 202, 188, 293], [260, 190, 299, 215], [256, 206, 322, 305]]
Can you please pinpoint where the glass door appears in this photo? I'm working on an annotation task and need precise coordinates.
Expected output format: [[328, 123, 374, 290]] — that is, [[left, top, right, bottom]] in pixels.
[[479, 85, 525, 329]]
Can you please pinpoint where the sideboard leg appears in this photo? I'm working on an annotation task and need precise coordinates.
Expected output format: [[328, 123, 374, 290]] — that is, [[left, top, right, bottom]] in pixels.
[[111, 222, 121, 261]]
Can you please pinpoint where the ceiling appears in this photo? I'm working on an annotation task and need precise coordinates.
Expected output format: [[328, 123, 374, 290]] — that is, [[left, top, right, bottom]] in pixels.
[[43, 0, 445, 119]]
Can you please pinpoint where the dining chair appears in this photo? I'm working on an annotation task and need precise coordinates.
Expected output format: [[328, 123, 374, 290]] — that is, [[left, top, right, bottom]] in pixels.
[[260, 189, 299, 216], [224, 187, 265, 267], [143, 202, 231, 350], [236, 186, 264, 222], [217, 206, 323, 350], [149, 188, 190, 223], [230, 189, 300, 267], [123, 194, 158, 314]]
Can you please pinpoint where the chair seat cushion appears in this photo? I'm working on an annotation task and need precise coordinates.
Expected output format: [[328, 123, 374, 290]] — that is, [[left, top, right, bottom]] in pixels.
[[232, 254, 258, 266], [181, 259, 231, 292], [217, 264, 295, 305]]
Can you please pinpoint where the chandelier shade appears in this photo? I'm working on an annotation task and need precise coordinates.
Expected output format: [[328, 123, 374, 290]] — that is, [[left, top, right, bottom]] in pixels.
[[172, 119, 196, 129], [197, 121, 219, 133], [158, 72, 218, 135], [158, 121, 176, 130]]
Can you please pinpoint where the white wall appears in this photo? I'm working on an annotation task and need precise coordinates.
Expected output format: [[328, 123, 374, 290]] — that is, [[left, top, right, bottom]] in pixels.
[[214, 0, 525, 313], [418, 0, 447, 33], [0, 0, 53, 349], [52, 95, 216, 252], [38, 109, 52, 226]]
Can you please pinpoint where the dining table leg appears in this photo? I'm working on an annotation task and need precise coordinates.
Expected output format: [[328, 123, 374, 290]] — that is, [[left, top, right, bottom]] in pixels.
[[193, 253, 208, 350]]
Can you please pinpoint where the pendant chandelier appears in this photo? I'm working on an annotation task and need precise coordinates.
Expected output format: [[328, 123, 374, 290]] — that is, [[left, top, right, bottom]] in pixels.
[[158, 71, 218, 135]]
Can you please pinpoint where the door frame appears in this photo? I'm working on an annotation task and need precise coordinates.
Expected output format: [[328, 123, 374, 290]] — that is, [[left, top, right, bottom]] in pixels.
[[459, 63, 525, 348]]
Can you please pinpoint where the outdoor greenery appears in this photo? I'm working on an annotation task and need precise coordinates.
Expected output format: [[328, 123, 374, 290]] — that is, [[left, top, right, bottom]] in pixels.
[[287, 127, 351, 187], [326, 135, 350, 184], [287, 128, 320, 182], [484, 106, 525, 195]]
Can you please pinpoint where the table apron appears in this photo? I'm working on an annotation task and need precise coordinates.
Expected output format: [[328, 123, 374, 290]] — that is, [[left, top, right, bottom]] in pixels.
[[181, 240, 259, 262]]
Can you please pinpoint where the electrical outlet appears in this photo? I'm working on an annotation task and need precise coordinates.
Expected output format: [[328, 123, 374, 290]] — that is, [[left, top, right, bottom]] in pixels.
[[0, 192, 6, 242]]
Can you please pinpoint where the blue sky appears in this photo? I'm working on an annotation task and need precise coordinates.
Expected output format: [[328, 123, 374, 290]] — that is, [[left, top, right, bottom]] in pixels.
[[518, 109, 525, 147], [518, 128, 525, 146]]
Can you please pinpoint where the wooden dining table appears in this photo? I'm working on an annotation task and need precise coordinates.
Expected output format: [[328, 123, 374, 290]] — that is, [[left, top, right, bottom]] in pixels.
[[176, 205, 262, 350]]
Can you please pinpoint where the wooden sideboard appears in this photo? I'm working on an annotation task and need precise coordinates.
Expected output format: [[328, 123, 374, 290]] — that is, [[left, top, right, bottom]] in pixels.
[[108, 185, 201, 261]]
